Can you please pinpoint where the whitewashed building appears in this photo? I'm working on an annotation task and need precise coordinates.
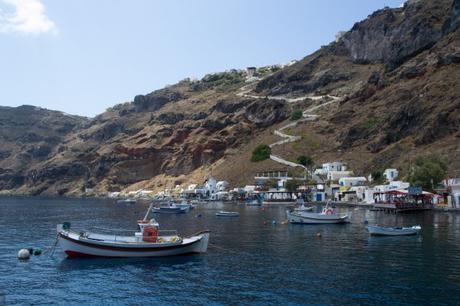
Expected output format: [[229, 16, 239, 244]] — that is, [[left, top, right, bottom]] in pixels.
[[315, 162, 347, 175], [216, 181, 229, 192], [338, 177, 367, 187], [383, 168, 399, 182], [373, 181, 411, 202], [204, 177, 217, 194], [327, 171, 354, 181]]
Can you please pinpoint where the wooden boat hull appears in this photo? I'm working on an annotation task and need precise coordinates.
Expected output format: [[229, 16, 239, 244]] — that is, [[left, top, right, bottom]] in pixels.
[[367, 225, 421, 236], [286, 210, 349, 224], [57, 228, 210, 258]]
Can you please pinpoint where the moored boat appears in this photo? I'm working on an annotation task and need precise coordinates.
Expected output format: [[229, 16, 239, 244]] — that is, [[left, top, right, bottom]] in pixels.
[[117, 198, 137, 204], [287, 205, 349, 224], [56, 205, 209, 258], [152, 202, 188, 214], [174, 200, 193, 210], [215, 211, 239, 217], [367, 225, 421, 236]]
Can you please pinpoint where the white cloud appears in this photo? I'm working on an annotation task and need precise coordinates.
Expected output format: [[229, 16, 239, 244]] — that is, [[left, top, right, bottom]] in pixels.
[[0, 0, 57, 35]]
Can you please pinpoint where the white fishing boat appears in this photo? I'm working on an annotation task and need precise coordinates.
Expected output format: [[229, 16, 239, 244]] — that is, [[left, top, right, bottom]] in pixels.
[[56, 205, 210, 258], [173, 200, 192, 210], [286, 205, 349, 224], [117, 198, 137, 204], [367, 225, 421, 236], [152, 202, 188, 214], [215, 211, 239, 217]]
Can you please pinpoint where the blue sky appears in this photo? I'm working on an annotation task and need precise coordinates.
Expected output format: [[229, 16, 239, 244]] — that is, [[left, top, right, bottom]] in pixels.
[[0, 0, 403, 117]]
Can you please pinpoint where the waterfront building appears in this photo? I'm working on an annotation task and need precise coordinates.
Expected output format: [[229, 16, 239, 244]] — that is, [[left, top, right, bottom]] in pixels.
[[327, 171, 354, 181], [437, 178, 460, 208], [338, 177, 367, 187], [383, 168, 399, 182], [315, 162, 347, 175], [216, 181, 229, 192]]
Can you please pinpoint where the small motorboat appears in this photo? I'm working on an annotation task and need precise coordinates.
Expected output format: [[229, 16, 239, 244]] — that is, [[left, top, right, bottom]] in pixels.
[[367, 225, 421, 236], [117, 198, 137, 204], [56, 205, 210, 257], [215, 211, 239, 217], [286, 204, 349, 224], [152, 202, 188, 214], [174, 200, 194, 210]]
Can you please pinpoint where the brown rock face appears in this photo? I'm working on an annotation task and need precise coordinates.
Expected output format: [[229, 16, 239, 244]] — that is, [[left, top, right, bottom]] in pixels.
[[1, 0, 459, 195]]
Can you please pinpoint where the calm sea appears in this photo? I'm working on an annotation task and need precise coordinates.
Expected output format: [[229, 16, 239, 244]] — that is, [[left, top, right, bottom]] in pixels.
[[0, 197, 459, 305]]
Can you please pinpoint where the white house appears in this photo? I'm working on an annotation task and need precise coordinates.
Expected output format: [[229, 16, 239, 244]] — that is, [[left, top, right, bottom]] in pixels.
[[187, 184, 198, 191], [445, 178, 460, 207], [373, 181, 411, 202], [327, 171, 354, 181], [244, 185, 256, 193], [204, 176, 218, 195], [338, 177, 367, 187], [383, 168, 399, 182], [315, 162, 347, 175], [216, 181, 229, 192]]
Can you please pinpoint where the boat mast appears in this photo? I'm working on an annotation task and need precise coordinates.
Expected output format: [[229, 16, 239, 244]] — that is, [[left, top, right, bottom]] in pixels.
[[143, 203, 153, 221]]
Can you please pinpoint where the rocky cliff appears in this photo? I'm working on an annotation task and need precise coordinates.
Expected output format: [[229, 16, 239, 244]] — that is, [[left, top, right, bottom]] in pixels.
[[1, 0, 459, 196]]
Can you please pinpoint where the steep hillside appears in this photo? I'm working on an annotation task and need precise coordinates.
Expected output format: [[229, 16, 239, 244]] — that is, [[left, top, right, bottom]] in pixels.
[[0, 0, 459, 196]]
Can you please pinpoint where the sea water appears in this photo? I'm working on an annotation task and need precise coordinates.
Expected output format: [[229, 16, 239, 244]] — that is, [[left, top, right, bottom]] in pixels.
[[0, 197, 459, 305]]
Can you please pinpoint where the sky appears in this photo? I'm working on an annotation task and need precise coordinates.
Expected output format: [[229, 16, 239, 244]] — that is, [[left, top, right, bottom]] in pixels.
[[0, 0, 403, 117]]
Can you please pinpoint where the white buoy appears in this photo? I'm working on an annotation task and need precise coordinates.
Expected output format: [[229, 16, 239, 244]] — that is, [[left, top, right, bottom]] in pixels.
[[18, 248, 30, 260]]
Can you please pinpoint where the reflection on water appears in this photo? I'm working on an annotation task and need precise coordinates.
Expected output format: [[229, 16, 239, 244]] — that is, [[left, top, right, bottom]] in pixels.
[[0, 197, 459, 305]]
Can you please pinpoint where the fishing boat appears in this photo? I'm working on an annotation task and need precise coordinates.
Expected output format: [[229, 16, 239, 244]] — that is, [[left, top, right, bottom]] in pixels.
[[56, 205, 210, 258], [152, 202, 188, 214], [286, 204, 349, 224], [215, 211, 239, 217], [367, 225, 421, 236], [117, 198, 137, 204], [174, 200, 194, 210]]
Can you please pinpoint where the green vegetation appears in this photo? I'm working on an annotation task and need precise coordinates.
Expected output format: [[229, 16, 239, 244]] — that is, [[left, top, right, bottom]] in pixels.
[[298, 155, 315, 179], [285, 179, 300, 192], [297, 155, 313, 168], [363, 117, 379, 130], [291, 142, 300, 150], [264, 179, 279, 190], [408, 155, 447, 191], [251, 144, 271, 162], [190, 71, 245, 92], [371, 169, 385, 184], [299, 133, 321, 150], [291, 109, 303, 121]]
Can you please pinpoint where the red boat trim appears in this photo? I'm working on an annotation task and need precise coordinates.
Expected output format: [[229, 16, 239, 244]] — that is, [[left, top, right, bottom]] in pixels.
[[59, 232, 202, 252]]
